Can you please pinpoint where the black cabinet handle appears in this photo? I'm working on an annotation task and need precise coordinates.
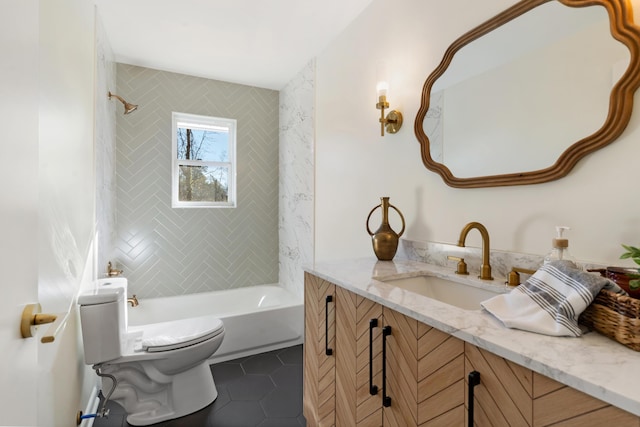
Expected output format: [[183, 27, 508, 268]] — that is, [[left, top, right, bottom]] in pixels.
[[468, 371, 481, 427], [325, 295, 333, 356], [382, 325, 392, 407], [369, 318, 379, 395]]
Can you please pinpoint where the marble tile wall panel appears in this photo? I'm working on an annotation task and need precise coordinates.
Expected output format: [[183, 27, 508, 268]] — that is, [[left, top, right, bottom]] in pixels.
[[278, 60, 315, 299], [95, 13, 117, 275]]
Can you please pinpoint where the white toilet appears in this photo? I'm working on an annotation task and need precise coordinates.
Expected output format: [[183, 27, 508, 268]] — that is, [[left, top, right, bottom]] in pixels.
[[78, 278, 225, 426]]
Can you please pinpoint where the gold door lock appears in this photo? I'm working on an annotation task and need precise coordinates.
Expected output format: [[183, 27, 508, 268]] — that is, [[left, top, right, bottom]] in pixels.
[[21, 303, 61, 343]]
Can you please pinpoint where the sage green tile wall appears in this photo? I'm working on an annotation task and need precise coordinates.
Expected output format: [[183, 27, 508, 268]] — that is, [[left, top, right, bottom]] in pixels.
[[114, 64, 279, 298]]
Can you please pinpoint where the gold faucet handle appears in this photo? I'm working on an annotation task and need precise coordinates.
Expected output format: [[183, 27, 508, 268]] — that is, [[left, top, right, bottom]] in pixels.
[[107, 261, 124, 277], [447, 256, 469, 275], [507, 267, 537, 286]]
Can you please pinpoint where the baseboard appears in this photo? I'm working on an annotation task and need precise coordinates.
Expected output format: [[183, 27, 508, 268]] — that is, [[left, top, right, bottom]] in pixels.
[[80, 385, 100, 427]]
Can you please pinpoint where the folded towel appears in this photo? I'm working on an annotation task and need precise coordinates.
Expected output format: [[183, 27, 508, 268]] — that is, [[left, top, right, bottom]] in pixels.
[[601, 277, 628, 296], [481, 260, 616, 337]]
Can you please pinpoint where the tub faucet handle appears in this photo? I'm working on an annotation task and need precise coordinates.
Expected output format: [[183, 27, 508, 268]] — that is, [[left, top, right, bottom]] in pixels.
[[107, 261, 123, 277]]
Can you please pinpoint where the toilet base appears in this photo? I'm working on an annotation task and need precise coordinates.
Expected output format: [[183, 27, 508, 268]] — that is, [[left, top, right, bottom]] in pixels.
[[102, 361, 217, 426]]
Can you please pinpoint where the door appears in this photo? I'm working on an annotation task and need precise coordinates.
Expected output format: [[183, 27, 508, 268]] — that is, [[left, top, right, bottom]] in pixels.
[[0, 1, 40, 424], [1, 1, 97, 425]]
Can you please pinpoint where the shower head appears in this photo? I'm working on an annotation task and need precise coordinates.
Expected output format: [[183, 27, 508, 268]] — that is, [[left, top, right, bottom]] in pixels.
[[108, 91, 138, 114]]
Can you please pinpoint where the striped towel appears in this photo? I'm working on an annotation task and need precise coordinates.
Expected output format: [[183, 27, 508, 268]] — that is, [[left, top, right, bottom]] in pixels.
[[481, 260, 618, 337]]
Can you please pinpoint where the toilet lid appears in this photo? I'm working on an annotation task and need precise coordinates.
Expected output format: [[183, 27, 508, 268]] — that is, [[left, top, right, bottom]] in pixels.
[[137, 315, 224, 352]]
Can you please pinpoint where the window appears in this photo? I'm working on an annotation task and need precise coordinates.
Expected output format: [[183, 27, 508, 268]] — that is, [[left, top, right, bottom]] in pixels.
[[172, 112, 236, 208]]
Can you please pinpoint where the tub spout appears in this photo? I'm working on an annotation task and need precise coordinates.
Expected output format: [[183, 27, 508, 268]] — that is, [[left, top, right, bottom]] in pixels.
[[127, 295, 139, 307]]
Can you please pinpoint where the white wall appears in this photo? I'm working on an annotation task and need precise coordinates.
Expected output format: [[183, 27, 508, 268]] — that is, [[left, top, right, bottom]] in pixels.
[[37, 0, 97, 425], [38, 0, 95, 315], [315, 0, 640, 267]]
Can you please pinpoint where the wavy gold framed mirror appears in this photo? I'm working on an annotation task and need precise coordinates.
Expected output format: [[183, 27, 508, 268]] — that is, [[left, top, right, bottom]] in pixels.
[[414, 0, 640, 188]]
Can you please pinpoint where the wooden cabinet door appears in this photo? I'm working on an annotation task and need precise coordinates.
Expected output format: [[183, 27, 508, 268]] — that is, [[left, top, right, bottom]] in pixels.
[[382, 306, 418, 427], [465, 343, 534, 426], [465, 343, 640, 427], [383, 307, 465, 427], [332, 289, 465, 427], [532, 373, 640, 427], [415, 321, 466, 426], [304, 273, 336, 427], [335, 287, 383, 427]]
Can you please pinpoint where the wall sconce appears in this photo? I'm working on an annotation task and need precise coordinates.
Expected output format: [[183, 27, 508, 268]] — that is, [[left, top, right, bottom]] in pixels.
[[375, 66, 402, 136], [108, 91, 138, 115]]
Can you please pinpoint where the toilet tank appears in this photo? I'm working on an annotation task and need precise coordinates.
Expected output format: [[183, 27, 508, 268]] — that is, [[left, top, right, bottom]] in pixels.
[[78, 287, 126, 364], [96, 277, 129, 327]]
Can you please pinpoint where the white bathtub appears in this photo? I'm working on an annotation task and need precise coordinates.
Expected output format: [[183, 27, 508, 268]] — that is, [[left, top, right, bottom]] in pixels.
[[127, 285, 304, 364]]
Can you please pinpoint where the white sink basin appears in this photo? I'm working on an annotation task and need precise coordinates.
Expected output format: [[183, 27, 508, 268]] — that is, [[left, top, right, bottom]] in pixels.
[[379, 274, 502, 310]]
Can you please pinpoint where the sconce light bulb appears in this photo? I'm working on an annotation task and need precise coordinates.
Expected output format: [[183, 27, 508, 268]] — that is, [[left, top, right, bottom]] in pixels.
[[376, 81, 389, 98]]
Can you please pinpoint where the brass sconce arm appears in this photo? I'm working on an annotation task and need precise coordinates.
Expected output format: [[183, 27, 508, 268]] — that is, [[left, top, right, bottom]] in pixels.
[[376, 95, 403, 136]]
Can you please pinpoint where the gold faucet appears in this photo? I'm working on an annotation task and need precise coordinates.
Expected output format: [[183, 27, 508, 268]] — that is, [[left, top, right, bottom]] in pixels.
[[127, 295, 139, 307], [106, 261, 123, 277], [457, 222, 493, 280]]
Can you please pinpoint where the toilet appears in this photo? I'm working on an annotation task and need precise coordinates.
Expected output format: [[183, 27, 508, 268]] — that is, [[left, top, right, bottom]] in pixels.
[[78, 278, 225, 426]]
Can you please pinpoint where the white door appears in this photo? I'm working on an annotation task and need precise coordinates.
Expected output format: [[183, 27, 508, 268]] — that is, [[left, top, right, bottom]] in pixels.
[[1, 1, 96, 425], [0, 1, 40, 425]]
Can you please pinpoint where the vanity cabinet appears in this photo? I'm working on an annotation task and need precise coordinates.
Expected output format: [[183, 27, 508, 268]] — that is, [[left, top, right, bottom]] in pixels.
[[304, 272, 640, 426], [465, 344, 640, 426]]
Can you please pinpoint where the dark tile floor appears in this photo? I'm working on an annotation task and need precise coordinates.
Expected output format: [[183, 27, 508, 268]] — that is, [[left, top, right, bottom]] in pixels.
[[93, 345, 306, 427]]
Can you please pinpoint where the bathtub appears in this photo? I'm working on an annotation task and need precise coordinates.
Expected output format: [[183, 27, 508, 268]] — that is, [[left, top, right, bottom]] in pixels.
[[127, 285, 304, 363]]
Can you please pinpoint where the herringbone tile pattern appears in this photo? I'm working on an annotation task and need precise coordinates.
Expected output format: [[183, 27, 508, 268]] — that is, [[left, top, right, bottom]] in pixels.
[[113, 64, 279, 297]]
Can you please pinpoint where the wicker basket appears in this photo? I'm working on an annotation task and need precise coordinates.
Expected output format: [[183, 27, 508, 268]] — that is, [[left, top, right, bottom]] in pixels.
[[579, 289, 640, 351]]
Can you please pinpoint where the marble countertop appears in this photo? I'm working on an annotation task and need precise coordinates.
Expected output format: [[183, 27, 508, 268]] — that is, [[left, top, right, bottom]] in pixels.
[[304, 257, 640, 417]]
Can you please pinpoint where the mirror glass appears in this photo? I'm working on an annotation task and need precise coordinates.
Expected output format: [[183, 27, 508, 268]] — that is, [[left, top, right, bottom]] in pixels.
[[415, 0, 640, 188]]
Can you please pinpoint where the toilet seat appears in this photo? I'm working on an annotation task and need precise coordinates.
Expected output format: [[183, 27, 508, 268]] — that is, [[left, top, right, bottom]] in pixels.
[[131, 315, 224, 353]]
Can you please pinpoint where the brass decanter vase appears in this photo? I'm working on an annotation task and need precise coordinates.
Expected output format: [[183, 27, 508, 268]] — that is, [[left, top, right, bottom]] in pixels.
[[366, 197, 405, 261]]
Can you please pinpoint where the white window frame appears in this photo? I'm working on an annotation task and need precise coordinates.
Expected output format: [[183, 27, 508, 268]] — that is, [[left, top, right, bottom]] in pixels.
[[171, 112, 237, 208]]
